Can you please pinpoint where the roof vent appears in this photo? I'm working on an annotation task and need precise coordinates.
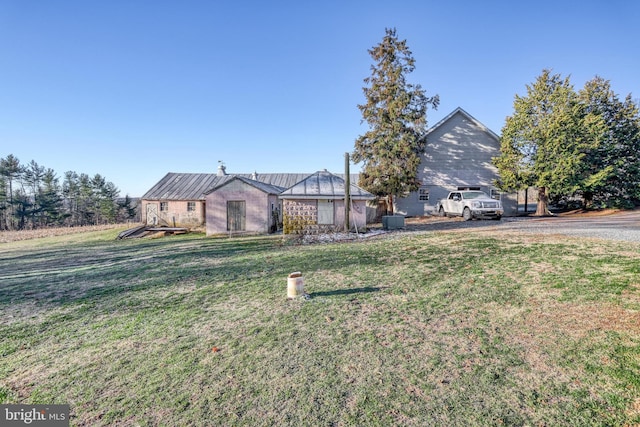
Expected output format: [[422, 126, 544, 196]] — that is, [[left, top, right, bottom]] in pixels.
[[251, 171, 258, 180]]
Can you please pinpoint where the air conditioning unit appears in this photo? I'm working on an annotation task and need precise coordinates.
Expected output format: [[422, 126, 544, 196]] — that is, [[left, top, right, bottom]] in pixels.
[[382, 215, 405, 230]]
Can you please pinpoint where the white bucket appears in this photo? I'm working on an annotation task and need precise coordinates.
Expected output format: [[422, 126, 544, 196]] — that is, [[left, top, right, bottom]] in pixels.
[[287, 272, 305, 298]]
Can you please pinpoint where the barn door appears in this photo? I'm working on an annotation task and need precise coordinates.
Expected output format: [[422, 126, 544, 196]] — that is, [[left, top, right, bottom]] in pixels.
[[227, 201, 246, 231], [146, 203, 158, 225]]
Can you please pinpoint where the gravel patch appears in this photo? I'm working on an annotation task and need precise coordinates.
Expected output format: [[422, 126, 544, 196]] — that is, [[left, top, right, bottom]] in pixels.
[[368, 211, 640, 244], [498, 216, 640, 243]]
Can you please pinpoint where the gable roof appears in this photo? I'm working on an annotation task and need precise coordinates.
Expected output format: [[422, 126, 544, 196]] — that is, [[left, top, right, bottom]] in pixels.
[[425, 107, 500, 142], [279, 170, 374, 200], [143, 173, 312, 200], [141, 173, 221, 200], [143, 172, 362, 200], [204, 176, 285, 195]]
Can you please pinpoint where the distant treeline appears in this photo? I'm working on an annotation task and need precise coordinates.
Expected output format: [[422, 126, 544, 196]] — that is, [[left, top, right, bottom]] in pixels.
[[0, 154, 137, 231]]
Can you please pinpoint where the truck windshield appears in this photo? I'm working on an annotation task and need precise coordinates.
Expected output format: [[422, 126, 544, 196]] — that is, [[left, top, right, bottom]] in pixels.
[[462, 191, 489, 199]]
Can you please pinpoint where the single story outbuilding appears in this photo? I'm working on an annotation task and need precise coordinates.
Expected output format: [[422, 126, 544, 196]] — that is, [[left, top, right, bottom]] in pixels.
[[279, 170, 374, 234], [204, 176, 284, 235]]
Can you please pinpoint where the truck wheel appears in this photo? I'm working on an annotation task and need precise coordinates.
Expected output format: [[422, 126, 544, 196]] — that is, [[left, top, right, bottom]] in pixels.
[[462, 207, 472, 221], [439, 206, 446, 217]]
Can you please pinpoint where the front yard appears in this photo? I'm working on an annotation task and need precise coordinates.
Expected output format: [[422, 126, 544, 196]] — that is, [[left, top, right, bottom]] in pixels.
[[1, 227, 639, 425]]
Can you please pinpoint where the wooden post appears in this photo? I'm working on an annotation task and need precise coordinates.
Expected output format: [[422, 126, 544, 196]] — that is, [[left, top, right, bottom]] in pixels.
[[344, 152, 350, 232]]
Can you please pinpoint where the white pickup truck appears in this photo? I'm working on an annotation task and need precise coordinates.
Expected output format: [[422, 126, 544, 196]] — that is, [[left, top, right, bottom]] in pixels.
[[435, 190, 503, 220]]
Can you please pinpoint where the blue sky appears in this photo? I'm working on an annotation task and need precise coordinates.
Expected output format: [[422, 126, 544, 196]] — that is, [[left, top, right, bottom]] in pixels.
[[1, 1, 638, 196]]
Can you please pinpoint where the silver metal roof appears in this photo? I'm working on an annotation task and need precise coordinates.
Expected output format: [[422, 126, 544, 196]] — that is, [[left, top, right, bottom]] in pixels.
[[205, 176, 285, 195], [142, 171, 367, 200], [279, 170, 374, 200], [142, 172, 325, 200], [141, 173, 222, 200]]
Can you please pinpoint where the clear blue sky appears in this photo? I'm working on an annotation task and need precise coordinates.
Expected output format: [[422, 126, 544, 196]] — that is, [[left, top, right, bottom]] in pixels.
[[1, 1, 638, 196]]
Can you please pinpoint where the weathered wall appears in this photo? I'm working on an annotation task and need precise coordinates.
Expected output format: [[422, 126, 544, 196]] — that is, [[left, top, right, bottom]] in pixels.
[[205, 180, 271, 235], [141, 200, 205, 227], [334, 199, 368, 231]]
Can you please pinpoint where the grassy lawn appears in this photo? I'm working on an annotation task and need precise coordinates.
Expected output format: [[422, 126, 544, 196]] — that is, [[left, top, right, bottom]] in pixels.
[[1, 227, 639, 426]]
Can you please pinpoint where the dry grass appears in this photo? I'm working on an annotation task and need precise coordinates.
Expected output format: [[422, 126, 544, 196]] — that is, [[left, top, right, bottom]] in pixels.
[[0, 223, 140, 243]]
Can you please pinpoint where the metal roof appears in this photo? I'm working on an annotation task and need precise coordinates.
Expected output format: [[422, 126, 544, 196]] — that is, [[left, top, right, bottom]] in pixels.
[[141, 173, 223, 200], [142, 172, 325, 200], [279, 170, 374, 200], [205, 176, 285, 195]]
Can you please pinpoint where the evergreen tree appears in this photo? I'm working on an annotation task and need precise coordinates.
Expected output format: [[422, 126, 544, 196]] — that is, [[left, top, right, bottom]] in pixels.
[[0, 155, 125, 229], [77, 173, 95, 225], [92, 174, 119, 223], [352, 28, 439, 214], [494, 70, 592, 215], [579, 77, 640, 207], [0, 175, 6, 230], [0, 154, 23, 229], [23, 160, 45, 227], [118, 195, 138, 222], [39, 168, 64, 226], [62, 171, 80, 225]]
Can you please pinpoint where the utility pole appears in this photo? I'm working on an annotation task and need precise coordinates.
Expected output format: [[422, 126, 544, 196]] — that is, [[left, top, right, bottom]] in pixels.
[[344, 152, 350, 232]]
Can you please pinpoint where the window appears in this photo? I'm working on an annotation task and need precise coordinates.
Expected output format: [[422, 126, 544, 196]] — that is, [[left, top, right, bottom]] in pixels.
[[317, 200, 334, 225], [418, 187, 429, 201], [187, 201, 196, 212], [490, 189, 502, 200], [160, 202, 168, 212]]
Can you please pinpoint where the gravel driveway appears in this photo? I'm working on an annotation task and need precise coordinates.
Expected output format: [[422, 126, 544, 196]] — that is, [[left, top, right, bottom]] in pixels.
[[397, 210, 640, 243], [501, 210, 640, 243]]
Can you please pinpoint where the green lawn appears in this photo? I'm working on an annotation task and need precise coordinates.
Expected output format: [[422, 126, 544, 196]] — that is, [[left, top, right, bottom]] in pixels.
[[1, 227, 639, 426]]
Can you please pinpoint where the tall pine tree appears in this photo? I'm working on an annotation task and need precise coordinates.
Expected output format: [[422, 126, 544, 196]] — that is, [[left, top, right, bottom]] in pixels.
[[352, 28, 438, 214], [494, 70, 592, 215], [579, 76, 640, 207]]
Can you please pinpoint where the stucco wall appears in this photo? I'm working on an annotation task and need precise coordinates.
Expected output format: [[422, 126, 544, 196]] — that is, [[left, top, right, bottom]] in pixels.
[[395, 111, 504, 216], [205, 180, 272, 235], [141, 200, 205, 227], [334, 199, 368, 231]]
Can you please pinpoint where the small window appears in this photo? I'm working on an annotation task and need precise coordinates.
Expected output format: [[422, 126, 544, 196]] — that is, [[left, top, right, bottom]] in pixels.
[[490, 189, 502, 200], [160, 202, 168, 212], [187, 201, 196, 212], [418, 187, 429, 201]]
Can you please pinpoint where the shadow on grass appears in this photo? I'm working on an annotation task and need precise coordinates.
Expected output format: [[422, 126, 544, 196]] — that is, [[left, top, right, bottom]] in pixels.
[[310, 286, 382, 298], [0, 234, 389, 318]]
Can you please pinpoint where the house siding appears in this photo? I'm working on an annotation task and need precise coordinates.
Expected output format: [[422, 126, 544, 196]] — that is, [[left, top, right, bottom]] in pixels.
[[205, 179, 273, 235], [395, 109, 515, 216]]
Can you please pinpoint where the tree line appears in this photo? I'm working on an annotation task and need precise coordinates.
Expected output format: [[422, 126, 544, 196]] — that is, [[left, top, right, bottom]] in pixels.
[[0, 154, 137, 230], [495, 70, 640, 214]]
